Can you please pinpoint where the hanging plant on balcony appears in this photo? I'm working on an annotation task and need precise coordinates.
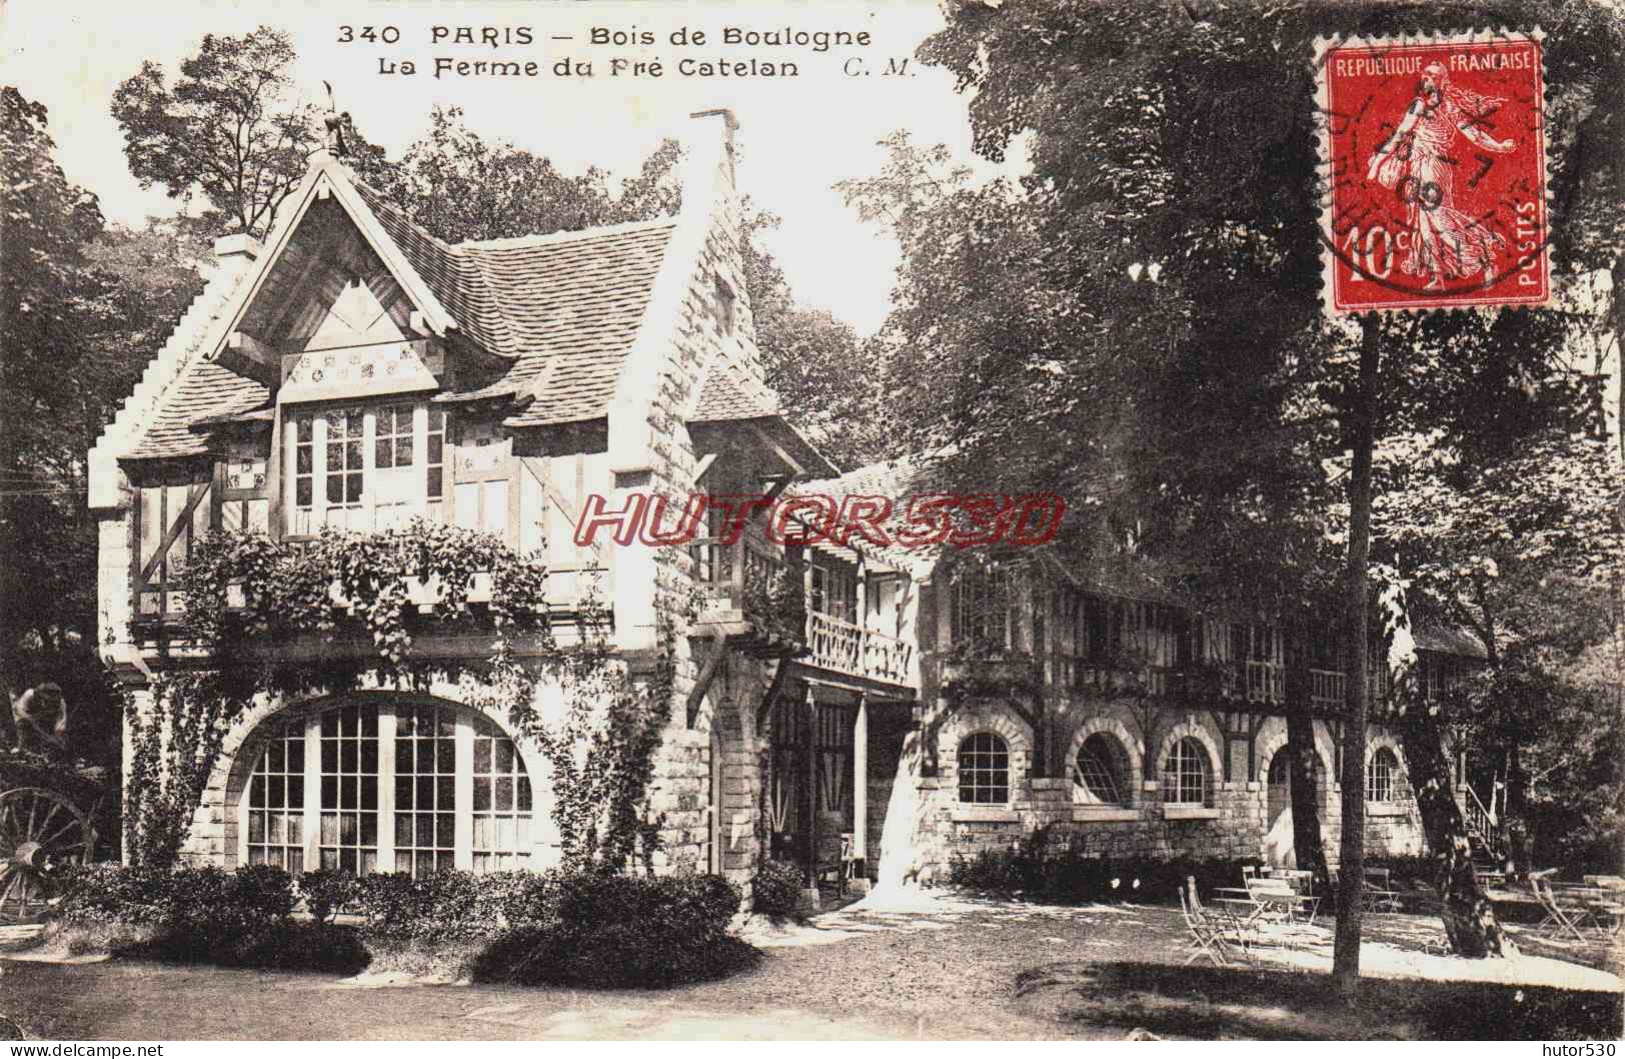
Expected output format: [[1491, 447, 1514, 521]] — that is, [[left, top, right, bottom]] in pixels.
[[739, 563, 807, 647], [939, 639, 1043, 701]]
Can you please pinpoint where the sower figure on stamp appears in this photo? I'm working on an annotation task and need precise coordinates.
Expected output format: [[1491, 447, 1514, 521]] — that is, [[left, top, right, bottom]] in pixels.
[[1366, 62, 1518, 290]]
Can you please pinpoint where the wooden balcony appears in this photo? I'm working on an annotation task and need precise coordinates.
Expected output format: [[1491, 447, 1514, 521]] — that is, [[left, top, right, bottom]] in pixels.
[[807, 610, 914, 686], [691, 534, 915, 686]]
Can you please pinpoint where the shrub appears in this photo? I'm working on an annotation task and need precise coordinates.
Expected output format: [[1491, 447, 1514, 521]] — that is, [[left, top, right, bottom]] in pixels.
[[750, 859, 805, 919], [50, 864, 330, 969], [353, 868, 558, 941], [946, 831, 1263, 905], [297, 869, 362, 924], [477, 871, 752, 988], [1366, 853, 1440, 889]]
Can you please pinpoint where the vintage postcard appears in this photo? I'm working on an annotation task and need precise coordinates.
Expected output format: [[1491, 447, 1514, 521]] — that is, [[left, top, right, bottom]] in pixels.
[[1, 0, 1621, 1046]]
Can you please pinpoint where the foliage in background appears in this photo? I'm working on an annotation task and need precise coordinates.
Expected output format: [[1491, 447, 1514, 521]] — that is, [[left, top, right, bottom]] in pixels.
[[111, 27, 320, 239], [1, 88, 204, 763]]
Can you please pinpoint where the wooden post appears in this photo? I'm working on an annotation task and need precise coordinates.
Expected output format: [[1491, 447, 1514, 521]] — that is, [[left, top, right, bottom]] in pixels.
[[853, 693, 868, 865], [802, 684, 818, 889], [856, 555, 868, 676]]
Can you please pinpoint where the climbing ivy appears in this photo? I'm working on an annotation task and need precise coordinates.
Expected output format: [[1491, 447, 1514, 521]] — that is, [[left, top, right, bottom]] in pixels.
[[127, 519, 682, 874]]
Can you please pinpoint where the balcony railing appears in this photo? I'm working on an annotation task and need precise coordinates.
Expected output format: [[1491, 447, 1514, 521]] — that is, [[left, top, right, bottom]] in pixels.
[[691, 534, 914, 686], [1246, 660, 1285, 704], [1310, 667, 1345, 710], [805, 610, 914, 685]]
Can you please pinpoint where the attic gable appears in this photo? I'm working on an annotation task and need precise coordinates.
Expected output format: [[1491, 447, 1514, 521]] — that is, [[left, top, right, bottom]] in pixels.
[[211, 165, 461, 388]]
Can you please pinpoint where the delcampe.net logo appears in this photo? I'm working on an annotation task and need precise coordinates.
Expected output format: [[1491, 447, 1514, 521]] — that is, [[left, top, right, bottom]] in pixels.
[[572, 493, 1067, 550]]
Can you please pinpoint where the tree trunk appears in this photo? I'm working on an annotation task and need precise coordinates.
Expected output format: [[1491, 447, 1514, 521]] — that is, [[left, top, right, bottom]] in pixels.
[[1397, 707, 1511, 957], [1332, 317, 1379, 1000], [1504, 743, 1530, 876], [1284, 619, 1331, 894]]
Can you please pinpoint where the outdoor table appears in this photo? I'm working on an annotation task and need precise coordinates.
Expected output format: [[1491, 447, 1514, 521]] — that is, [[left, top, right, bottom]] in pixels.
[[1215, 886, 1320, 924]]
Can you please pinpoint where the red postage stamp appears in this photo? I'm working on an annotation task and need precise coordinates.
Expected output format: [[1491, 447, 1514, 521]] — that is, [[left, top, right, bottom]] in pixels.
[[1315, 30, 1549, 315]]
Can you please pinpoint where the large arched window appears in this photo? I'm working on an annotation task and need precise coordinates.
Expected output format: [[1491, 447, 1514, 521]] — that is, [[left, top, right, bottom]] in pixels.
[[1366, 747, 1399, 803], [958, 732, 1010, 804], [243, 700, 533, 876], [1161, 737, 1210, 806], [1074, 734, 1130, 806]]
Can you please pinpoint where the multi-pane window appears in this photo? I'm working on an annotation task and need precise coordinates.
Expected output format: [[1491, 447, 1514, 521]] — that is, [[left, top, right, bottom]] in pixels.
[[1074, 734, 1127, 806], [426, 408, 446, 508], [375, 405, 414, 469], [957, 732, 1010, 804], [1162, 737, 1209, 805], [472, 716, 532, 873], [952, 568, 1012, 652], [325, 409, 365, 526], [242, 700, 532, 876], [292, 417, 316, 535], [286, 403, 450, 536], [246, 719, 306, 871], [319, 705, 378, 873], [1367, 747, 1399, 803], [395, 705, 457, 877], [810, 564, 858, 623]]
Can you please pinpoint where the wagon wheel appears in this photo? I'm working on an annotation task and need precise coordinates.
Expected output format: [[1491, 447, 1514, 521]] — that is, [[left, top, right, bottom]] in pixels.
[[0, 787, 93, 922]]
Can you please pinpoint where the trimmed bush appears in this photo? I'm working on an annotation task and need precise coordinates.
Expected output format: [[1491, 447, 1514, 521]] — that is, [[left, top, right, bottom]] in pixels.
[[750, 859, 805, 919], [49, 863, 365, 970], [297, 869, 362, 924], [947, 829, 1264, 905], [353, 868, 558, 941], [476, 871, 753, 988], [50, 864, 754, 987]]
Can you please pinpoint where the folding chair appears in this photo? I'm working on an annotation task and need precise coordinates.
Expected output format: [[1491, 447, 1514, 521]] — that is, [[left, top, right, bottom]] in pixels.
[[1534, 879, 1587, 942], [1179, 884, 1240, 966], [1189, 876, 1255, 954]]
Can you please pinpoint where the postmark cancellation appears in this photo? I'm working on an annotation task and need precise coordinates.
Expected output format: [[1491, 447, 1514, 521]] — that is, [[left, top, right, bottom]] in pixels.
[[1315, 28, 1550, 315]]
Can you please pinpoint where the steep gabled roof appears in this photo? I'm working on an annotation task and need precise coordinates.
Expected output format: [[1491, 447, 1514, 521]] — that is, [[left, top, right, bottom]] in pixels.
[[119, 159, 681, 459], [693, 362, 781, 422]]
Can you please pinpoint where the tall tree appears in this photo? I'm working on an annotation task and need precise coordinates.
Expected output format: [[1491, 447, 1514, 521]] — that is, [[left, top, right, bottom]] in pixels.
[[111, 27, 321, 239], [903, 0, 1624, 994], [1, 89, 204, 762]]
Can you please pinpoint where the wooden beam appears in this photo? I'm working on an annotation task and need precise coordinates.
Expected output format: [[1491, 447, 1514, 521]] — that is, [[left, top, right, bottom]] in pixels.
[[755, 656, 792, 732], [139, 479, 211, 583], [749, 424, 804, 477], [216, 331, 281, 385], [693, 452, 718, 485], [803, 684, 818, 889]]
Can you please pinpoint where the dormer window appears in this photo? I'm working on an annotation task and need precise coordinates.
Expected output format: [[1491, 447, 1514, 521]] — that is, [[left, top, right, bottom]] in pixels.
[[287, 403, 448, 536]]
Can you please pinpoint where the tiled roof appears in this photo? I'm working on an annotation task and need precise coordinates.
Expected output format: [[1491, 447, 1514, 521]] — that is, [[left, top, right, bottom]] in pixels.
[[123, 172, 678, 459], [693, 363, 780, 421], [349, 182, 678, 428], [1413, 624, 1489, 659], [472, 223, 677, 427], [125, 361, 271, 460]]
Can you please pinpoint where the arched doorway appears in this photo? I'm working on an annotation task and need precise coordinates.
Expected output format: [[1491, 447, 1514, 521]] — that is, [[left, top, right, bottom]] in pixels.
[[1264, 750, 1323, 868]]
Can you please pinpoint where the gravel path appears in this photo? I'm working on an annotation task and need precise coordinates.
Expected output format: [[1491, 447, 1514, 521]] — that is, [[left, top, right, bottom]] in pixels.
[[2, 890, 1615, 1040]]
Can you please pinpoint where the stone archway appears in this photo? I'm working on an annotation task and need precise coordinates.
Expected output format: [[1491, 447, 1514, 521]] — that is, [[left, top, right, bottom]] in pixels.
[[1065, 714, 1145, 805], [212, 687, 553, 872], [1254, 722, 1335, 868]]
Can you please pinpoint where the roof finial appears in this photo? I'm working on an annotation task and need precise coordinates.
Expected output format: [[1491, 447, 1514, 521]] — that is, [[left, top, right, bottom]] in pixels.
[[321, 80, 352, 157]]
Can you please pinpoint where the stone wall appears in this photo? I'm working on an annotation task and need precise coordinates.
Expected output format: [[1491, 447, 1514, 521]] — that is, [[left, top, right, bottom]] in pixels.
[[904, 696, 1429, 879]]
